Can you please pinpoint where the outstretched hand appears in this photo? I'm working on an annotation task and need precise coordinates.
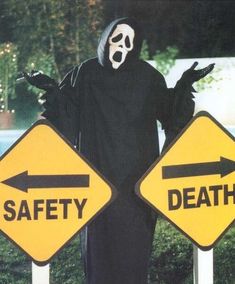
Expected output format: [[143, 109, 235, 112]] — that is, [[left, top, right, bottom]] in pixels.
[[181, 61, 215, 84], [21, 70, 58, 91]]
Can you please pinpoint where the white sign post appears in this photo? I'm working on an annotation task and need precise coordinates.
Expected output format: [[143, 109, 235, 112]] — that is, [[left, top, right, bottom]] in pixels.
[[193, 246, 213, 284], [32, 262, 50, 284]]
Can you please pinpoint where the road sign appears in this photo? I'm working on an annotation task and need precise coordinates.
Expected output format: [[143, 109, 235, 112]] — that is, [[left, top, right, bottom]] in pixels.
[[0, 120, 116, 265], [136, 111, 235, 250]]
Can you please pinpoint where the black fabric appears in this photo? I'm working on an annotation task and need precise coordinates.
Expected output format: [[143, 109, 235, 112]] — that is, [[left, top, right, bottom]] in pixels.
[[42, 18, 195, 284]]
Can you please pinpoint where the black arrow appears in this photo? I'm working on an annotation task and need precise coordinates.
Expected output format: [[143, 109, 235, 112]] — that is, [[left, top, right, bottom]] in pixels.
[[2, 171, 90, 192], [162, 156, 235, 179]]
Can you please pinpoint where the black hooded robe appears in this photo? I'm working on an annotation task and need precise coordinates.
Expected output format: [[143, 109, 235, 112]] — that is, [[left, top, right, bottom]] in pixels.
[[42, 18, 195, 284]]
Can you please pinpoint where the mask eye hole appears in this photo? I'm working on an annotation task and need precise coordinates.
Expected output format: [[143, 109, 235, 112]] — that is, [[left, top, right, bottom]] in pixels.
[[111, 33, 123, 43], [125, 36, 131, 48]]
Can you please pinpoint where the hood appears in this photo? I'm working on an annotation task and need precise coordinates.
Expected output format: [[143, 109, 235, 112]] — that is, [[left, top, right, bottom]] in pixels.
[[97, 17, 143, 69]]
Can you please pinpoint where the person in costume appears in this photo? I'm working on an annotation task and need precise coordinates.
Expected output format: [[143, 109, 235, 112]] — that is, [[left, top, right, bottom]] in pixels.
[[24, 18, 214, 284]]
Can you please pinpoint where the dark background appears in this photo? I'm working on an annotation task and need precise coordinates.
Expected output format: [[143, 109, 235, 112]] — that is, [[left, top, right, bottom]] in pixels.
[[1, 0, 234, 59], [0, 0, 234, 128], [104, 0, 235, 58]]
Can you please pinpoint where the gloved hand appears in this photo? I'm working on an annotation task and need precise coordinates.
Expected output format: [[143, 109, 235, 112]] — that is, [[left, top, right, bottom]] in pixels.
[[22, 70, 58, 91], [170, 62, 215, 136], [180, 61, 215, 85]]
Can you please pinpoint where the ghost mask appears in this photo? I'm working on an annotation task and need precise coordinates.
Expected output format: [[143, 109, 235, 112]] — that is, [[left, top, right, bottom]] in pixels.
[[108, 24, 135, 69]]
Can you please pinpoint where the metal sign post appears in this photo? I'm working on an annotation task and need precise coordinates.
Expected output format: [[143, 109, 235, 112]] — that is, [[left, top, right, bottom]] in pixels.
[[193, 246, 213, 284], [32, 262, 50, 284]]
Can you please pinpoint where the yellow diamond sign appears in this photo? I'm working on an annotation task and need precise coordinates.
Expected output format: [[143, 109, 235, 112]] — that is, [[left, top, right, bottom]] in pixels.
[[0, 120, 116, 265], [136, 112, 235, 250]]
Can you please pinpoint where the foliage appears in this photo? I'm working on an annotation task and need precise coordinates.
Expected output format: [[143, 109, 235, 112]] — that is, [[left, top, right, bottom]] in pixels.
[[153, 46, 179, 76], [0, 44, 44, 128], [148, 218, 235, 284], [9, 83, 41, 129], [214, 225, 235, 284], [0, 219, 234, 283], [140, 39, 150, 61], [149, 218, 193, 284], [140, 41, 178, 76], [2, 1, 235, 59], [0, 0, 104, 127], [0, 42, 18, 111], [25, 51, 59, 97], [0, 233, 85, 284], [194, 66, 222, 92], [0, 235, 31, 284], [50, 235, 85, 284], [6, 0, 104, 77]]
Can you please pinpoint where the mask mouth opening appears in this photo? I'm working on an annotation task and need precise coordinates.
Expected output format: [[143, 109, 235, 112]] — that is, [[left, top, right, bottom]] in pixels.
[[113, 51, 122, 62]]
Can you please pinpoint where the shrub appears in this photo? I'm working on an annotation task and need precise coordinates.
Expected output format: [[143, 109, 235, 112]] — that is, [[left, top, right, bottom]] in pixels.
[[149, 217, 193, 284], [214, 225, 235, 284]]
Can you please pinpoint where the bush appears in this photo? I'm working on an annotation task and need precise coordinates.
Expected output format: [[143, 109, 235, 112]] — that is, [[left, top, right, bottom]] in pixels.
[[0, 219, 234, 283], [153, 46, 179, 75], [149, 217, 193, 284], [50, 235, 85, 284], [0, 235, 31, 284], [149, 218, 235, 284], [214, 225, 235, 284]]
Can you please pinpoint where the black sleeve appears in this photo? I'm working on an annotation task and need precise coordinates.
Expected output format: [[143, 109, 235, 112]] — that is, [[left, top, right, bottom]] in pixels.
[[41, 65, 83, 145], [153, 71, 195, 149], [154, 73, 174, 130]]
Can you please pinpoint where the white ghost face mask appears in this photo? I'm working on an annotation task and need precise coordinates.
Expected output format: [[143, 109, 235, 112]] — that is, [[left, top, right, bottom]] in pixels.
[[108, 24, 135, 69]]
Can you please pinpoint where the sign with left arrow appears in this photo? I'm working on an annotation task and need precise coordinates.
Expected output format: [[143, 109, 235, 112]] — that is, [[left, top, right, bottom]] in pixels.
[[2, 171, 90, 191], [0, 120, 116, 265]]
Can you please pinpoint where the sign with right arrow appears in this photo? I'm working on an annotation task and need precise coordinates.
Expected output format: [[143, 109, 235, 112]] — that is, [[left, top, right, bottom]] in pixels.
[[136, 111, 235, 250]]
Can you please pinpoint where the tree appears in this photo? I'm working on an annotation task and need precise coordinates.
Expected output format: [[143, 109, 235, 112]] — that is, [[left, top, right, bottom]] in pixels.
[[0, 0, 104, 127], [6, 0, 104, 78], [0, 43, 17, 112], [102, 0, 235, 58]]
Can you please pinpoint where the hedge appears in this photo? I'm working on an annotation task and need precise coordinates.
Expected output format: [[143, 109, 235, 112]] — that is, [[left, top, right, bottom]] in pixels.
[[0, 218, 234, 283]]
